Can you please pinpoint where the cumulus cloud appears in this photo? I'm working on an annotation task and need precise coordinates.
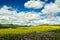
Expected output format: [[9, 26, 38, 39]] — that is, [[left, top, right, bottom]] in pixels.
[[46, 16, 60, 25], [20, 0, 60, 25], [24, 0, 44, 9], [55, 0, 60, 6], [0, 0, 60, 26], [41, 0, 60, 25], [41, 3, 60, 16], [0, 5, 44, 25]]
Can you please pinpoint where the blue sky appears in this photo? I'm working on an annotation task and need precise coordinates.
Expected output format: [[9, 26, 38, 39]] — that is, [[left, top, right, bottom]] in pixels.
[[0, 0, 60, 25], [0, 0, 55, 12]]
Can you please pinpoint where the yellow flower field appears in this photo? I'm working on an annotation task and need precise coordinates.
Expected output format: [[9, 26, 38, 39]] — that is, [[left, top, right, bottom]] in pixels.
[[0, 25, 60, 35]]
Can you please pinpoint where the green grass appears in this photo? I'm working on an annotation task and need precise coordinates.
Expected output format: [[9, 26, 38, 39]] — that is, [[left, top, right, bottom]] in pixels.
[[0, 25, 60, 40], [0, 25, 60, 35]]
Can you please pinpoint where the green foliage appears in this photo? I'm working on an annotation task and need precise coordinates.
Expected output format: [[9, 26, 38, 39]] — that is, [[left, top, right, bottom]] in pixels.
[[0, 24, 14, 28], [38, 24, 60, 26], [48, 29, 60, 32], [0, 24, 31, 28]]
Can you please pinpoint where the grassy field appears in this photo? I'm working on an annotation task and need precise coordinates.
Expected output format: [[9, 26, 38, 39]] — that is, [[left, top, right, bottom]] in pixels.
[[0, 25, 60, 40], [0, 25, 60, 35]]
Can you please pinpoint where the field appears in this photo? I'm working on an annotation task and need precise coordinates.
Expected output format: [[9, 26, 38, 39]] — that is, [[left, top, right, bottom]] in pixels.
[[0, 25, 60, 34], [0, 25, 60, 40]]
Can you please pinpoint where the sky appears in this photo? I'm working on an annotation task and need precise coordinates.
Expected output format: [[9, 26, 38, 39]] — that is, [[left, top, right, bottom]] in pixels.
[[0, 0, 55, 12], [0, 0, 60, 25]]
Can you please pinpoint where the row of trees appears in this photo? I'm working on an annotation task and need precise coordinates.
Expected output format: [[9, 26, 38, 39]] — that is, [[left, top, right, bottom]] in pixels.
[[0, 24, 31, 28], [0, 24, 14, 28]]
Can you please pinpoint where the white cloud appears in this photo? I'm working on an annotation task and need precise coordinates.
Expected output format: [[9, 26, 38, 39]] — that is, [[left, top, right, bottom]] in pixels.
[[23, 0, 60, 25], [46, 16, 60, 25], [55, 0, 60, 7], [41, 0, 60, 25], [24, 0, 44, 9], [41, 2, 60, 17], [24, 0, 60, 25], [0, 5, 42, 25], [0, 5, 60, 25]]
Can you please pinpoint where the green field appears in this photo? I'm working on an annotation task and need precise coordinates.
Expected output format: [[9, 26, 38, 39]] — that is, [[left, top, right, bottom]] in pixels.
[[0, 25, 60, 40], [0, 25, 60, 35]]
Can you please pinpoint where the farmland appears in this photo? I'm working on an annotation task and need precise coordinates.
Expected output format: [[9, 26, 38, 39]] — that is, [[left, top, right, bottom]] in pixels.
[[0, 24, 60, 40], [0, 25, 60, 34]]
